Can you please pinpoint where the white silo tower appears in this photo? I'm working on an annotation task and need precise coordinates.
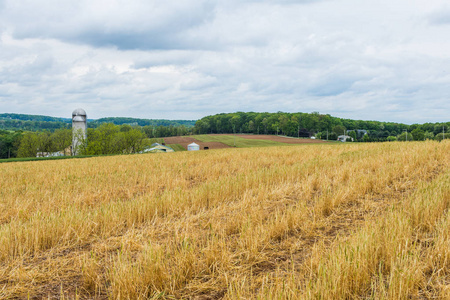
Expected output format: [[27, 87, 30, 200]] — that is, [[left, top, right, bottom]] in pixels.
[[72, 108, 87, 155]]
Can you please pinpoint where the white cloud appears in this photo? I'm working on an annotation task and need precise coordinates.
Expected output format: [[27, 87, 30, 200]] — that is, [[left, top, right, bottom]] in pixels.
[[0, 0, 449, 123]]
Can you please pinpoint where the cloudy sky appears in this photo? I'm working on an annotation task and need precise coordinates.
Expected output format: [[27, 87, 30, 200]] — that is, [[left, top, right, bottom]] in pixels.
[[0, 0, 449, 123]]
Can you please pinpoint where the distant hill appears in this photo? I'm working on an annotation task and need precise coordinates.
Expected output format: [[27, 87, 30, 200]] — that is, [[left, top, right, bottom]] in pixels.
[[0, 113, 196, 131], [91, 117, 196, 127], [0, 114, 70, 131], [0, 113, 71, 123]]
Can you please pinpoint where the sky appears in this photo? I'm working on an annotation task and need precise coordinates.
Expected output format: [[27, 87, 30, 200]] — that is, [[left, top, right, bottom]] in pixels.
[[0, 0, 449, 123]]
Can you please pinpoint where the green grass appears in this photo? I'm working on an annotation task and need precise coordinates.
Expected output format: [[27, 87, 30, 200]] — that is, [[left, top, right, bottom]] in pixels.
[[148, 138, 165, 145], [167, 144, 186, 151], [191, 134, 291, 148], [0, 155, 96, 164]]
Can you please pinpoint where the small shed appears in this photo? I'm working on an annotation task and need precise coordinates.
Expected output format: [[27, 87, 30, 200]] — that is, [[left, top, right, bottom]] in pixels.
[[188, 142, 200, 151]]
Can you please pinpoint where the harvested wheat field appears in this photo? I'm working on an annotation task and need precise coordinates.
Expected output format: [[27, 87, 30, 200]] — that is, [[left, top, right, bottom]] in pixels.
[[1, 141, 450, 299]]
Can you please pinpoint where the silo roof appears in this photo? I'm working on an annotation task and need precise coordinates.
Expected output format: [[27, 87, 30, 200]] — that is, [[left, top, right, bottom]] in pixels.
[[72, 108, 87, 117], [73, 116, 85, 122]]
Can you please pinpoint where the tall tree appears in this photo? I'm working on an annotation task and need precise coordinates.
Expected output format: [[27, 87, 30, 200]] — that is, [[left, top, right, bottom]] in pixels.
[[17, 133, 39, 157]]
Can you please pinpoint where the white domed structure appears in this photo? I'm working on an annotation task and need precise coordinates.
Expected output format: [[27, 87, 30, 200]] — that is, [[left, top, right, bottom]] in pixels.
[[187, 142, 200, 151], [72, 108, 87, 155], [72, 108, 87, 120]]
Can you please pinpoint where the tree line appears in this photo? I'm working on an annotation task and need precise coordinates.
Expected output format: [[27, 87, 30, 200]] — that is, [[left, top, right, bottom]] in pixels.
[[193, 112, 450, 142], [0, 114, 195, 132], [92, 117, 196, 127], [2, 111, 449, 159], [1, 123, 191, 159]]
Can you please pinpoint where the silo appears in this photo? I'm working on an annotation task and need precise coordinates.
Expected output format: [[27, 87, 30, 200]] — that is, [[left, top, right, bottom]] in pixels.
[[187, 142, 200, 151], [72, 108, 87, 155]]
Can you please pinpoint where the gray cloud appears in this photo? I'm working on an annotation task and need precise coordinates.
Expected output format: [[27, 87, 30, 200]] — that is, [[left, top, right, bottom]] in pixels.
[[0, 0, 449, 123], [428, 8, 450, 25], [2, 0, 217, 50]]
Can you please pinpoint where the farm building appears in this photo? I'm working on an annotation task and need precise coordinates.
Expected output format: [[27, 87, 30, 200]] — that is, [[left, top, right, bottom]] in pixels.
[[338, 135, 354, 142], [141, 143, 174, 153], [188, 142, 200, 151], [36, 151, 65, 158]]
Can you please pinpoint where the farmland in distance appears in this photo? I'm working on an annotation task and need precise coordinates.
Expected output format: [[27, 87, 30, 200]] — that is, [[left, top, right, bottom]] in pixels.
[[0, 141, 449, 299], [164, 134, 326, 150]]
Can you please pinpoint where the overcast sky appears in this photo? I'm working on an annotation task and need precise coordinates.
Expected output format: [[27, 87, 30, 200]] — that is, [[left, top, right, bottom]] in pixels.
[[0, 0, 449, 123]]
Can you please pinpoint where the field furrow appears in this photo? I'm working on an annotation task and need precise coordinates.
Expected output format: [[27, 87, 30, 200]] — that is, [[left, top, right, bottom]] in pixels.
[[0, 141, 448, 299]]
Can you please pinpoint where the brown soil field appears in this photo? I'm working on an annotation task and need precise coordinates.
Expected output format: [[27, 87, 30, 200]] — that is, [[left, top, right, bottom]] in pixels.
[[164, 136, 231, 150], [210, 134, 327, 144]]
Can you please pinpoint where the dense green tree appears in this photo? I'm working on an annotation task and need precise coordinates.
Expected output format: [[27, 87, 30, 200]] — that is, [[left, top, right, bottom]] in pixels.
[[51, 129, 72, 156], [85, 123, 119, 155], [17, 133, 39, 157], [328, 132, 338, 140], [28, 131, 54, 156], [411, 128, 425, 141], [433, 124, 448, 135], [0, 131, 22, 158], [424, 131, 435, 140], [387, 136, 397, 142], [348, 130, 357, 141], [332, 125, 346, 136], [262, 118, 268, 134], [397, 132, 413, 141], [119, 128, 147, 153], [435, 133, 450, 141], [230, 115, 241, 133]]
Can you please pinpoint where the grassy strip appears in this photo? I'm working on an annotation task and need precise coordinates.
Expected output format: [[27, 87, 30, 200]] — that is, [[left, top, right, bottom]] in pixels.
[[192, 134, 290, 148], [0, 155, 95, 164], [167, 144, 187, 151], [148, 138, 165, 145]]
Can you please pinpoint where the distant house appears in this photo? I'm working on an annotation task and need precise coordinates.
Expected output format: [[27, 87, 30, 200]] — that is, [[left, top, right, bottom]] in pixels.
[[140, 143, 174, 153], [338, 135, 354, 142], [355, 129, 368, 135], [36, 146, 72, 157], [347, 129, 368, 139], [36, 151, 65, 158]]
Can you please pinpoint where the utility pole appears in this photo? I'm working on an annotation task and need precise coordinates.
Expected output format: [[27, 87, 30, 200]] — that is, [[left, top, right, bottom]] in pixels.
[[233, 125, 236, 147], [326, 129, 329, 141]]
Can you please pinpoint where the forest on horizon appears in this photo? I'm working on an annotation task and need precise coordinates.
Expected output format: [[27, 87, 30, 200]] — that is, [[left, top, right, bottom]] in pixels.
[[1, 111, 449, 159]]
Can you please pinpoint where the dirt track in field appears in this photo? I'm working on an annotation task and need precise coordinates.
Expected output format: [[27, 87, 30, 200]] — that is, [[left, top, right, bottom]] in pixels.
[[164, 136, 231, 150], [210, 134, 327, 144]]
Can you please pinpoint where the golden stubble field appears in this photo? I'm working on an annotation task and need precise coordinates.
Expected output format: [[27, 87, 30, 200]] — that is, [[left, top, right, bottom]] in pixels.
[[0, 141, 449, 299]]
